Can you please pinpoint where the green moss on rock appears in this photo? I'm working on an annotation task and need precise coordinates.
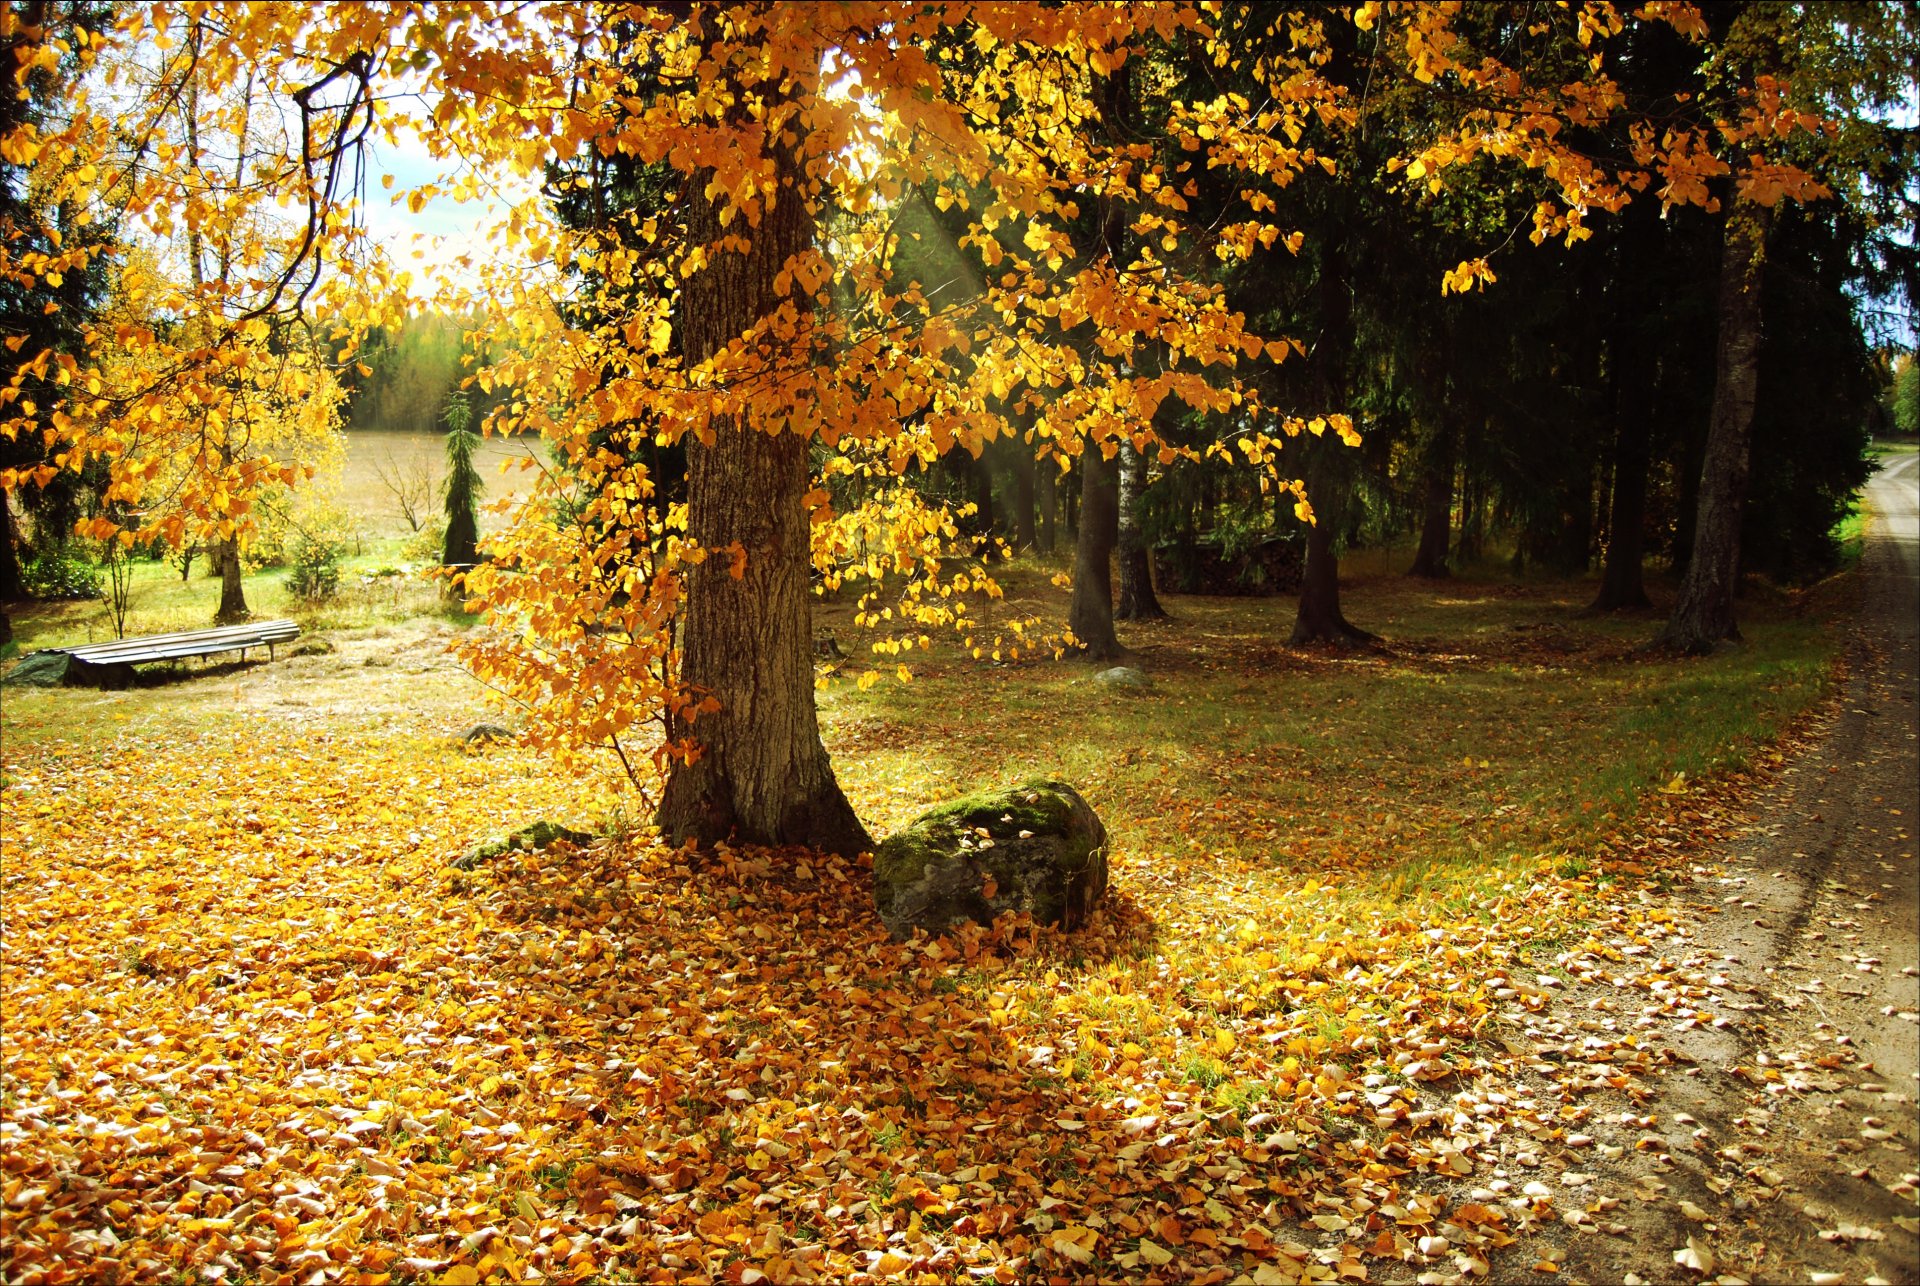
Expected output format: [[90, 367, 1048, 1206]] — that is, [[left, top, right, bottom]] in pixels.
[[451, 819, 593, 870], [873, 779, 1108, 940]]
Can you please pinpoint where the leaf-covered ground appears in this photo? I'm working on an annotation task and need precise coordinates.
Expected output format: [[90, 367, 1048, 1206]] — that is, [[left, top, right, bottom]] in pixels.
[[0, 575, 1854, 1284]]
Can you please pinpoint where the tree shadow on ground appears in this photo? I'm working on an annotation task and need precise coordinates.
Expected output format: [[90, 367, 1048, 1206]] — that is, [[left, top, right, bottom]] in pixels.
[[448, 837, 1179, 1276]]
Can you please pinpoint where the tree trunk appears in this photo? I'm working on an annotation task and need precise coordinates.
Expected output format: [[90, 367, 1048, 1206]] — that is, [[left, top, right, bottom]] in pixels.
[[1406, 421, 1454, 578], [1288, 234, 1370, 644], [655, 73, 868, 856], [973, 441, 996, 550], [1290, 445, 1376, 646], [1039, 463, 1057, 554], [1114, 442, 1165, 620], [1589, 327, 1655, 612], [212, 536, 249, 623], [1655, 199, 1771, 654], [1456, 467, 1484, 564], [1012, 438, 1037, 553], [1068, 449, 1122, 659], [0, 487, 25, 601]]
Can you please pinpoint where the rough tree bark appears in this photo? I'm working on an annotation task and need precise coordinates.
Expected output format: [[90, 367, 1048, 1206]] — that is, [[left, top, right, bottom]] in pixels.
[[1114, 441, 1165, 620], [1655, 198, 1772, 654], [655, 68, 868, 856], [1067, 449, 1122, 659]]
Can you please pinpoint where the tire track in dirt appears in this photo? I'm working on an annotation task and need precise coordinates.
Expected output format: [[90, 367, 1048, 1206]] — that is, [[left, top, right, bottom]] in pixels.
[[1548, 451, 1920, 1285]]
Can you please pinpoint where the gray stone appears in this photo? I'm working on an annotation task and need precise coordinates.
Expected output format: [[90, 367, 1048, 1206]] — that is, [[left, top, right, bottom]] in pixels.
[[1094, 666, 1152, 690], [873, 779, 1108, 939]]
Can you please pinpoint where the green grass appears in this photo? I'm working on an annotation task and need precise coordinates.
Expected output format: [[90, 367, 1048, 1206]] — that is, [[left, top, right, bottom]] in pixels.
[[820, 561, 1834, 896], [5, 539, 467, 653]]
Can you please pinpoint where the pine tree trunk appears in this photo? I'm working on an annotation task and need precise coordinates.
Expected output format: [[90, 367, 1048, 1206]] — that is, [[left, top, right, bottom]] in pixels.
[[1039, 465, 1057, 554], [1589, 328, 1654, 612], [1456, 460, 1486, 565], [1288, 236, 1370, 645], [1114, 442, 1165, 620], [212, 536, 249, 624], [1068, 450, 1122, 659], [1656, 199, 1771, 654], [1406, 422, 1454, 578], [973, 442, 996, 550], [1012, 439, 1037, 553], [1290, 445, 1376, 646], [655, 71, 868, 856]]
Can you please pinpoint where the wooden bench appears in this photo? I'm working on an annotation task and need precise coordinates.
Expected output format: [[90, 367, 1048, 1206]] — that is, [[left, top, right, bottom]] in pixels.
[[58, 619, 302, 669]]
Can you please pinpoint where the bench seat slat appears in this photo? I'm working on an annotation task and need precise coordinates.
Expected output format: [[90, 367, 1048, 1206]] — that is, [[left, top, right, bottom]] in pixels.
[[59, 619, 301, 666], [66, 632, 299, 661], [63, 625, 297, 656]]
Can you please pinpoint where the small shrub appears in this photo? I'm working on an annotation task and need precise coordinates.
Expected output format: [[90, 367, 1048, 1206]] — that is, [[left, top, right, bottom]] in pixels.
[[243, 505, 292, 571], [403, 521, 446, 563], [286, 533, 344, 603], [23, 550, 103, 601]]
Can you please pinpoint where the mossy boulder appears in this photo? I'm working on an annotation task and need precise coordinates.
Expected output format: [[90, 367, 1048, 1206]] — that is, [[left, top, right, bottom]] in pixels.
[[451, 819, 593, 870], [873, 779, 1108, 940], [1, 650, 132, 689]]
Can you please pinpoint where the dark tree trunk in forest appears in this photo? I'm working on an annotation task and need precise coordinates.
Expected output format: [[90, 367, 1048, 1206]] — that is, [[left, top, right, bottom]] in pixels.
[[1290, 444, 1376, 646], [1063, 54, 1130, 653], [656, 80, 868, 856], [0, 602, 11, 647], [1406, 421, 1454, 578], [1457, 468, 1485, 565], [973, 441, 997, 555], [1039, 465, 1057, 554], [1656, 199, 1772, 654], [1672, 402, 1704, 577], [1114, 442, 1165, 620], [0, 487, 25, 601], [1012, 438, 1036, 552], [212, 536, 249, 624], [1068, 450, 1122, 659], [1589, 327, 1655, 612], [1288, 238, 1370, 645]]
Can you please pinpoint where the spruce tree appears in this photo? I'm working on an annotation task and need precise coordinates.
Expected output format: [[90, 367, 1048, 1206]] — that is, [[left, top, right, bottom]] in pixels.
[[441, 395, 482, 570]]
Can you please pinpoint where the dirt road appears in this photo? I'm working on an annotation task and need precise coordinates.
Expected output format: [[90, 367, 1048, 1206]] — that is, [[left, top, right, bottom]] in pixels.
[[1545, 451, 1920, 1285]]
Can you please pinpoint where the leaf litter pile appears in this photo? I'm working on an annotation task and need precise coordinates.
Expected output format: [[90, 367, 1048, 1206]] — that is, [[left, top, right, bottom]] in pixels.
[[0, 593, 1880, 1284]]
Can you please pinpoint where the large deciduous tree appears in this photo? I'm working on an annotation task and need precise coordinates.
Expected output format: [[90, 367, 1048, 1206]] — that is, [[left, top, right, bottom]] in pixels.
[[12, 2, 1333, 853]]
